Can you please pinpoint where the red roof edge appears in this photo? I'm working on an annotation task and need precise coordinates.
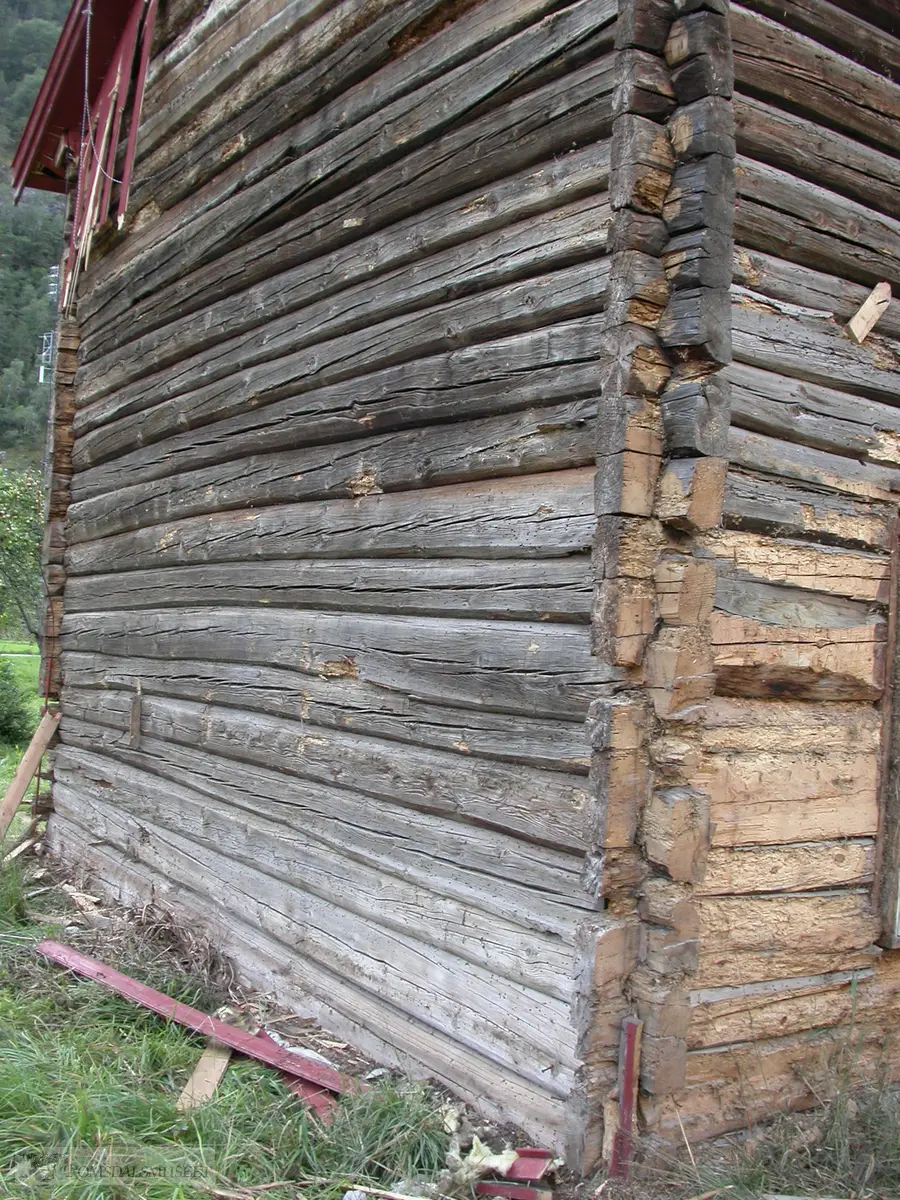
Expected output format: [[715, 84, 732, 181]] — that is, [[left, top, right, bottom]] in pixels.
[[10, 0, 139, 200]]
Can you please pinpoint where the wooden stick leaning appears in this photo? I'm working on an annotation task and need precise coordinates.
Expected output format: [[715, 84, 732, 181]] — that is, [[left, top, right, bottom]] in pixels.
[[0, 709, 59, 842]]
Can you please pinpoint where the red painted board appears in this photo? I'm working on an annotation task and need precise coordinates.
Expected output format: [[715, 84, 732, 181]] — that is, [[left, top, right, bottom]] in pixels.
[[37, 940, 354, 1095], [503, 1150, 555, 1182], [254, 1029, 337, 1122]]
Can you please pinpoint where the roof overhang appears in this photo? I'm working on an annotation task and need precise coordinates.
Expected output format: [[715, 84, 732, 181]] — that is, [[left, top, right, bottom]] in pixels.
[[10, 0, 137, 199]]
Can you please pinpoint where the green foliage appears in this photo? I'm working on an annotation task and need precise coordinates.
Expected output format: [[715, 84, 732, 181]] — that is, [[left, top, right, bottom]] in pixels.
[[0, 466, 42, 638], [0, 1, 67, 462], [0, 658, 31, 743]]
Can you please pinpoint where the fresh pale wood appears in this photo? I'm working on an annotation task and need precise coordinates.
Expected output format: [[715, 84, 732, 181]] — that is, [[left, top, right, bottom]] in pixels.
[[176, 1040, 232, 1110], [846, 282, 892, 344], [0, 711, 59, 842]]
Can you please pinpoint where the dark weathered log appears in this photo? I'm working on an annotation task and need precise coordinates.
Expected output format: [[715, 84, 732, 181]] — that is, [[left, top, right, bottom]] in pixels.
[[660, 373, 731, 457], [76, 258, 610, 445], [733, 95, 900, 219], [605, 250, 669, 328], [613, 49, 676, 119], [665, 227, 734, 290], [658, 285, 732, 363], [60, 607, 618, 720], [64, 556, 592, 622], [732, 247, 900, 339], [731, 289, 900, 402], [595, 393, 662, 517], [65, 470, 596, 575], [79, 155, 612, 410], [668, 96, 736, 161], [82, 9, 619, 344], [726, 360, 900, 467], [736, 0, 900, 79], [665, 12, 733, 104], [608, 209, 669, 256], [731, 4, 900, 153], [615, 0, 675, 54], [735, 158, 900, 287], [75, 316, 607, 484], [61, 650, 592, 772], [599, 323, 672, 398], [68, 399, 596, 542], [663, 155, 734, 235], [723, 469, 894, 552]]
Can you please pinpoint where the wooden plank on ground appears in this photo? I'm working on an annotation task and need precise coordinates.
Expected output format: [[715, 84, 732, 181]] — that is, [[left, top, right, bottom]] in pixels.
[[175, 1039, 232, 1110], [0, 710, 59, 841]]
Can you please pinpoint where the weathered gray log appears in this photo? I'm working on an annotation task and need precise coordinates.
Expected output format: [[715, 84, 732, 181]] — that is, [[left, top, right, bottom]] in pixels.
[[81, 10, 618, 343], [663, 155, 734, 235], [665, 227, 734, 290], [668, 95, 736, 161], [723, 469, 894, 552], [658, 286, 731, 363], [65, 470, 596, 575], [731, 289, 900, 402], [731, 5, 900, 153], [615, 0, 674, 54], [734, 157, 900, 287], [75, 258, 610, 443], [78, 166, 612, 411], [729, 427, 900, 500], [63, 557, 593, 622], [732, 247, 900, 339], [613, 48, 676, 119], [610, 113, 674, 215], [60, 606, 618, 720], [50, 781, 581, 1088], [736, 0, 900, 79], [59, 689, 592, 852], [68, 399, 596, 542], [665, 11, 733, 104], [660, 373, 731, 457], [53, 744, 579, 996], [726, 361, 900, 466], [75, 315, 606, 483], [60, 650, 593, 772], [733, 94, 900, 219]]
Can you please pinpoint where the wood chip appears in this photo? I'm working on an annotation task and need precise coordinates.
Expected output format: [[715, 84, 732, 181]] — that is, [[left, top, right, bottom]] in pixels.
[[846, 281, 891, 343]]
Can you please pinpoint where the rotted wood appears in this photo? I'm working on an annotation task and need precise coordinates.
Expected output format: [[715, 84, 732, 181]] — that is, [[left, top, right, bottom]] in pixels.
[[668, 95, 735, 160], [655, 456, 727, 531], [610, 114, 675, 215], [595, 391, 662, 517]]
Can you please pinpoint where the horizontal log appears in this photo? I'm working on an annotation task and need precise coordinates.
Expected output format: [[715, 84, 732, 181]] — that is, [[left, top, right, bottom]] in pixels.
[[46, 817, 574, 1151], [82, 8, 618, 342], [733, 247, 900, 339], [51, 766, 581, 1066], [60, 651, 592, 772], [698, 841, 875, 895], [701, 528, 889, 604], [65, 470, 596, 575], [723, 468, 895, 552], [698, 891, 879, 956], [77, 189, 611, 416], [75, 315, 607, 481], [733, 94, 900, 218], [731, 5, 900, 152], [735, 0, 900, 79], [727, 360, 900, 470], [702, 696, 881, 753], [729, 427, 900, 503], [735, 157, 900, 287], [690, 946, 879, 992], [60, 606, 615, 720], [688, 970, 872, 1049], [731, 289, 900, 403], [52, 748, 576, 997], [63, 556, 592, 622], [76, 257, 610, 444], [54, 733, 591, 931], [705, 747, 879, 846], [711, 598, 886, 701], [69, 398, 596, 542]]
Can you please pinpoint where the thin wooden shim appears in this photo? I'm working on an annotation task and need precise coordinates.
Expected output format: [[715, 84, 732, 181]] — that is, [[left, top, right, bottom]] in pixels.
[[0, 710, 59, 842], [36, 939, 354, 1095], [175, 1039, 232, 1110], [846, 282, 891, 344]]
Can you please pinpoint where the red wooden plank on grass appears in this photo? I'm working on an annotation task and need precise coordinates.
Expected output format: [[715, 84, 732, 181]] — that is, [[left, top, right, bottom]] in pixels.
[[475, 1183, 552, 1200], [37, 940, 353, 1095], [502, 1150, 555, 1182], [254, 1029, 337, 1122]]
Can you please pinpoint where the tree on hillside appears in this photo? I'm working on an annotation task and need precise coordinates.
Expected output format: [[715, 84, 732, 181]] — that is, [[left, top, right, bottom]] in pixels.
[[0, 465, 43, 638]]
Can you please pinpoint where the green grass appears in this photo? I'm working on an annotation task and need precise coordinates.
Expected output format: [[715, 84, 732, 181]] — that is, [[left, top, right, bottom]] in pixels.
[[0, 640, 40, 656], [0, 863, 451, 1200]]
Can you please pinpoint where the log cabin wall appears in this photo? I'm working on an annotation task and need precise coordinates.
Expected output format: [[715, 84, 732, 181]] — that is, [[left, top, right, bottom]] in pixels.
[[644, 0, 900, 1144], [46, 0, 624, 1163]]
